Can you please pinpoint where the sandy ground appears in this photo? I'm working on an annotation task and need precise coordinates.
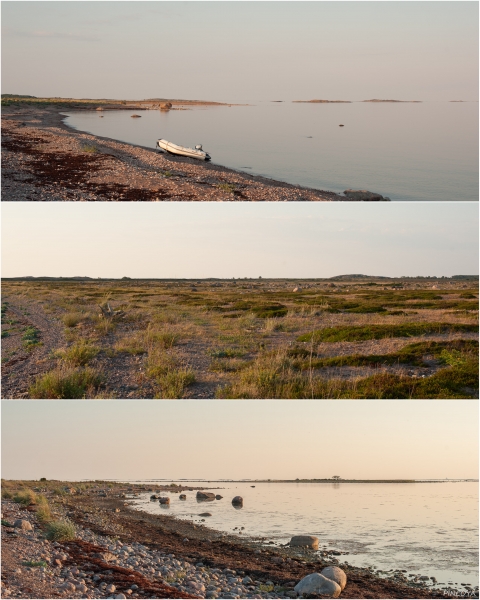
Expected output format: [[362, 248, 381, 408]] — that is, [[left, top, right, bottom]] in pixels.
[[1, 106, 348, 202], [1, 482, 458, 600]]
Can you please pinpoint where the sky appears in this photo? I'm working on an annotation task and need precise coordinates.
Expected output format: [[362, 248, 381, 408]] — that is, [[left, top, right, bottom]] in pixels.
[[2, 2, 478, 102], [1, 400, 478, 481], [2, 203, 478, 279]]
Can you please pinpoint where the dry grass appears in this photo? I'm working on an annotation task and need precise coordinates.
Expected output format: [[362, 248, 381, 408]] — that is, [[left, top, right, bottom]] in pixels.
[[2, 277, 478, 399]]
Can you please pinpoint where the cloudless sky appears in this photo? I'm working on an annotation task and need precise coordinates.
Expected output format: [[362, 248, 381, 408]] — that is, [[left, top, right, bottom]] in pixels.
[[1, 400, 478, 481], [2, 2, 478, 102], [2, 203, 478, 278]]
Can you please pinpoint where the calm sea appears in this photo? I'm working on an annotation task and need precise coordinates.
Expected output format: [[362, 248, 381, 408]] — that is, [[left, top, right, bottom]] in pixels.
[[127, 481, 479, 590], [63, 102, 478, 201]]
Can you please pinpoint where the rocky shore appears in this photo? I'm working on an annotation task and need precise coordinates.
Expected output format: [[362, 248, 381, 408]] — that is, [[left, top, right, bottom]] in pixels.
[[1, 105, 349, 202], [1, 481, 464, 600]]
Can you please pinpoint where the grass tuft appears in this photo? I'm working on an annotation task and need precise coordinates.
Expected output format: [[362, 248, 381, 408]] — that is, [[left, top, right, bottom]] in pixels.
[[29, 366, 103, 399], [45, 519, 76, 541], [55, 339, 99, 366]]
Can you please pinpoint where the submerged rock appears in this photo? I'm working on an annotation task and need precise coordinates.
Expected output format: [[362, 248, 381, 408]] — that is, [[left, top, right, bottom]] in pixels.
[[290, 535, 319, 550], [343, 189, 391, 201], [196, 491, 216, 501], [321, 566, 347, 591], [294, 573, 341, 598]]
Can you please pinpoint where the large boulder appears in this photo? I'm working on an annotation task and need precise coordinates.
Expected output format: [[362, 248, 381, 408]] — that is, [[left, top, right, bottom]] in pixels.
[[14, 519, 33, 531], [294, 573, 341, 598], [196, 491, 215, 501], [321, 567, 347, 591], [290, 535, 319, 550], [343, 189, 391, 201], [232, 496, 243, 506]]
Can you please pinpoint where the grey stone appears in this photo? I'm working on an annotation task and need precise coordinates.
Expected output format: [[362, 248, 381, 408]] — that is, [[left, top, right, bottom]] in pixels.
[[232, 496, 243, 506], [294, 573, 341, 598], [14, 519, 33, 531], [321, 567, 347, 591], [215, 495, 223, 500], [290, 535, 319, 550]]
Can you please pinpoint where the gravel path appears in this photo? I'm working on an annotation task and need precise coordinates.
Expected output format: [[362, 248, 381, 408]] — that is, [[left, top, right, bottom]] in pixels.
[[1, 107, 348, 202]]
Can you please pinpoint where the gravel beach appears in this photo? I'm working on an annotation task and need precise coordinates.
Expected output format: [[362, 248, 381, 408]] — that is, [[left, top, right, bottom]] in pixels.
[[1, 106, 347, 202], [1, 481, 461, 599]]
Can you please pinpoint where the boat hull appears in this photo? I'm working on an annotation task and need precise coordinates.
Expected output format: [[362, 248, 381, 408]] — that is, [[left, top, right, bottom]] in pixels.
[[156, 139, 211, 161]]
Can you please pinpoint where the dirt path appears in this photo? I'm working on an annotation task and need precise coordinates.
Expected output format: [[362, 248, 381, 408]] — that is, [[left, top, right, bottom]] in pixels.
[[1, 298, 66, 399], [1, 107, 348, 202]]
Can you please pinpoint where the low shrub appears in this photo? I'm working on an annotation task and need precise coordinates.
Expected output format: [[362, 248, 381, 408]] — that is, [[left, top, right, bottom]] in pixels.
[[29, 367, 103, 399], [45, 519, 76, 541]]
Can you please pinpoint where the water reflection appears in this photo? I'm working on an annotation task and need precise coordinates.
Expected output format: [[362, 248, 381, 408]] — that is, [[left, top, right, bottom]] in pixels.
[[63, 102, 479, 201], [130, 481, 478, 588]]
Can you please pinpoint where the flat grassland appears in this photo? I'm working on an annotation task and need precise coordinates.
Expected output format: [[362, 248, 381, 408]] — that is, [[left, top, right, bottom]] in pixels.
[[2, 277, 478, 399]]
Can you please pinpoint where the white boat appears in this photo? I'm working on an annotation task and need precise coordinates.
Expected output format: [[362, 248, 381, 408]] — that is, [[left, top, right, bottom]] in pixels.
[[156, 139, 211, 161]]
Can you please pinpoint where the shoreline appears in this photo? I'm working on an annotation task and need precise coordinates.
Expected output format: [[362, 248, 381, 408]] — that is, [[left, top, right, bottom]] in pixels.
[[1, 105, 350, 202], [1, 480, 463, 599]]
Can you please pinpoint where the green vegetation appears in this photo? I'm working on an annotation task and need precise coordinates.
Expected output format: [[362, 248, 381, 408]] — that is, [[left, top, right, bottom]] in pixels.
[[45, 519, 76, 542], [29, 367, 103, 399], [217, 183, 236, 193], [23, 560, 48, 568], [298, 323, 478, 343], [81, 144, 98, 153], [146, 348, 195, 398], [55, 339, 99, 366], [63, 311, 85, 327], [22, 326, 41, 349], [13, 489, 37, 505]]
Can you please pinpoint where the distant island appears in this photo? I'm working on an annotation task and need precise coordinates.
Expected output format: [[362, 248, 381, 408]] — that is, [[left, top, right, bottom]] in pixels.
[[362, 99, 422, 103], [293, 99, 351, 103]]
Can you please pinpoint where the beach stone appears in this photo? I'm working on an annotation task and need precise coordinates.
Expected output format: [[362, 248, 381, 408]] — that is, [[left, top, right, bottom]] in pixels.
[[343, 189, 390, 201], [179, 494, 187, 500], [106, 584, 116, 593], [294, 573, 341, 598], [76, 584, 88, 593], [215, 495, 223, 500], [321, 567, 347, 591], [131, 114, 141, 118], [290, 535, 319, 550], [199, 512, 212, 517], [158, 497, 170, 504], [96, 107, 104, 111], [60, 582, 76, 593], [160, 102, 173, 110], [197, 491, 216, 501], [14, 519, 33, 531], [232, 496, 243, 506]]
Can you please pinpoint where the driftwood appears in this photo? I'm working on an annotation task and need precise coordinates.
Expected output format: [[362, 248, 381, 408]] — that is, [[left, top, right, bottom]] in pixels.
[[98, 302, 125, 320]]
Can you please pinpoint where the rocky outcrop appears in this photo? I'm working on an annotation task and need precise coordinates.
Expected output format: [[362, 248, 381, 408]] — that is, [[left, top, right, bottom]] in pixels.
[[294, 573, 342, 598], [290, 535, 319, 550], [343, 189, 391, 201]]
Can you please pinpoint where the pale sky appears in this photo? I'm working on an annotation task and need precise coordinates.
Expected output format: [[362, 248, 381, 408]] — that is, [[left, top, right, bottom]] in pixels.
[[2, 2, 478, 102], [1, 400, 478, 481], [2, 203, 478, 278]]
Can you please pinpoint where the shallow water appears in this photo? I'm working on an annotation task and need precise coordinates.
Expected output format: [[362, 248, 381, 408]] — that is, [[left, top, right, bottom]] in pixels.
[[63, 102, 478, 201], [128, 481, 479, 590]]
